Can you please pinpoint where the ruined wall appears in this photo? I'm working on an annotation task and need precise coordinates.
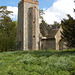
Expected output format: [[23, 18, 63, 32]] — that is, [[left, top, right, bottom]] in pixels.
[[18, 0, 39, 50], [28, 7, 33, 50], [17, 2, 24, 50], [55, 27, 67, 50], [41, 39, 56, 50], [55, 27, 62, 50], [23, 2, 39, 50]]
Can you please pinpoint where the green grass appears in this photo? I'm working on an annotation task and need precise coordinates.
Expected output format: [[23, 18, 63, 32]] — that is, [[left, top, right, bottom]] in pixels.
[[0, 49, 75, 75]]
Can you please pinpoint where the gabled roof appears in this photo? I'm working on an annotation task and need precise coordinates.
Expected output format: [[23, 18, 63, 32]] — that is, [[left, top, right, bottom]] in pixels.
[[42, 29, 59, 40], [48, 29, 59, 38]]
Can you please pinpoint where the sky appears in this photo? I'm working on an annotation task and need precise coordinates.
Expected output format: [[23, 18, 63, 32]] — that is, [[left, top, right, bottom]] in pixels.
[[0, 0, 75, 24]]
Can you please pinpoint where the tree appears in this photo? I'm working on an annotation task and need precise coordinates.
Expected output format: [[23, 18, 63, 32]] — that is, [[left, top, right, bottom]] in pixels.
[[39, 10, 45, 20], [39, 10, 51, 36], [52, 21, 60, 28], [61, 14, 75, 48], [40, 19, 51, 36], [0, 6, 17, 51]]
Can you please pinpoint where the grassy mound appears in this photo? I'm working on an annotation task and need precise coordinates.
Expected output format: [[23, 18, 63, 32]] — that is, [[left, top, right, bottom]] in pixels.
[[0, 50, 75, 75]]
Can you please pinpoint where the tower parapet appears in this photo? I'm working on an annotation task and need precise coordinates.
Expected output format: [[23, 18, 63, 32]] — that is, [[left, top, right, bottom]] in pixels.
[[18, 0, 39, 7]]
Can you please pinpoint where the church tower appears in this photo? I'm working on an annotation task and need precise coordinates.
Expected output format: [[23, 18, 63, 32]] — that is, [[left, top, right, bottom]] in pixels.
[[17, 0, 39, 50]]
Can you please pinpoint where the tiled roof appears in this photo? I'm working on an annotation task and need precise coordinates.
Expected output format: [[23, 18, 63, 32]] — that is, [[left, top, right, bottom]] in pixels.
[[41, 29, 59, 40], [48, 29, 58, 38]]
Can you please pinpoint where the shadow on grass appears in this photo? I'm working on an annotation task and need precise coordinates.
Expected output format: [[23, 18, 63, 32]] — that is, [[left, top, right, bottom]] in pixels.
[[1, 49, 75, 57], [28, 50, 75, 57]]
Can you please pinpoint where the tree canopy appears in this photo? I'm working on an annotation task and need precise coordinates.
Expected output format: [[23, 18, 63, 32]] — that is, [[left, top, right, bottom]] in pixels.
[[0, 6, 17, 51], [61, 14, 75, 48], [40, 19, 51, 36]]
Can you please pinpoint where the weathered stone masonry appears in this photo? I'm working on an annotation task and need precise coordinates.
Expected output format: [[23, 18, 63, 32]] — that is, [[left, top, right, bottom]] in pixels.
[[17, 0, 39, 50]]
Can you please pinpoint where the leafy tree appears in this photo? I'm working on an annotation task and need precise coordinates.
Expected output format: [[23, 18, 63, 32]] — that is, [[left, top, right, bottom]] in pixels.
[[61, 14, 75, 48], [40, 19, 51, 36], [39, 10, 52, 36], [0, 6, 17, 51], [52, 21, 60, 28], [39, 10, 45, 20], [39, 10, 60, 36]]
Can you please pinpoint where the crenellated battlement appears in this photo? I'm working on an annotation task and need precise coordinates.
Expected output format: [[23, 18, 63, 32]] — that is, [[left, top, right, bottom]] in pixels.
[[18, 0, 39, 6]]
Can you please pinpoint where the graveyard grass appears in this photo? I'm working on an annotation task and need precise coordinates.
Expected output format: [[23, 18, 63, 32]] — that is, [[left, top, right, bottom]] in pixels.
[[0, 49, 75, 75]]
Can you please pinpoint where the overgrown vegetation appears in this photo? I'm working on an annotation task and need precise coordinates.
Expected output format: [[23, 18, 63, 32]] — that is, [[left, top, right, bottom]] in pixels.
[[0, 49, 75, 75]]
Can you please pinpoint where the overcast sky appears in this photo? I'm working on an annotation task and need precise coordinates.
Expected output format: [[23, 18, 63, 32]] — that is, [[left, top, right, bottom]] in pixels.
[[0, 0, 75, 24]]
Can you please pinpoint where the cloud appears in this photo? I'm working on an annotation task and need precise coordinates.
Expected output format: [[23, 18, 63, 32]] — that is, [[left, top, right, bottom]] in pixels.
[[7, 6, 18, 21], [43, 0, 75, 24], [7, 0, 75, 24]]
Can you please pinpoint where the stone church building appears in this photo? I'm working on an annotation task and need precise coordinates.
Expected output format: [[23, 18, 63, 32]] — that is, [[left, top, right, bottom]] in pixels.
[[17, 0, 66, 50], [40, 27, 67, 50]]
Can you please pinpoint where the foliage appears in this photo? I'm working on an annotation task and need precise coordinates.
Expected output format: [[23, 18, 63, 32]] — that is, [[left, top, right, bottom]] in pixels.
[[0, 6, 17, 51], [61, 14, 75, 48], [39, 9, 45, 20], [0, 50, 75, 75], [39, 10, 51, 37], [52, 21, 60, 29], [39, 10, 60, 37], [40, 20, 51, 36]]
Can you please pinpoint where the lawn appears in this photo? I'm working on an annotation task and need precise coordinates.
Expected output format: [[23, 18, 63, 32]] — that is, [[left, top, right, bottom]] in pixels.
[[0, 49, 75, 75]]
